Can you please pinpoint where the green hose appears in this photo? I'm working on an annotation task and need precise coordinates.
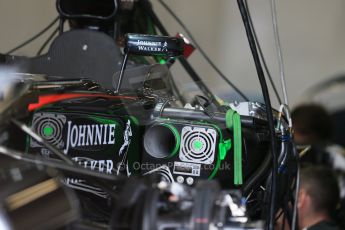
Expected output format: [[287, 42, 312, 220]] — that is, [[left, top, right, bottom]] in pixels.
[[226, 109, 243, 185]]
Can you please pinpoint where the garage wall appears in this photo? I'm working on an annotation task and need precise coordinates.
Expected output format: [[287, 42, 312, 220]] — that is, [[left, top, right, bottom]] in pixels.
[[1, 0, 345, 108], [0, 0, 57, 55]]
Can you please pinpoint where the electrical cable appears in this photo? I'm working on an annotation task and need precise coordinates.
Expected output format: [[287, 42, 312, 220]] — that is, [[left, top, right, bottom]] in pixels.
[[275, 209, 284, 221], [276, 110, 295, 229], [270, 0, 289, 105], [299, 146, 311, 158], [59, 18, 65, 35], [244, 0, 282, 105], [278, 104, 292, 129], [242, 150, 272, 194], [158, 0, 249, 101], [5, 16, 59, 55], [37, 27, 59, 56], [278, 140, 287, 167], [237, 1, 278, 229]]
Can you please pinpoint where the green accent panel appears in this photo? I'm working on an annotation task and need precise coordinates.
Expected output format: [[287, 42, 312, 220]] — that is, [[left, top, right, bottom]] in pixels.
[[43, 125, 54, 137], [226, 109, 235, 129], [129, 116, 139, 126], [208, 155, 221, 179], [90, 116, 118, 124], [219, 139, 231, 161], [193, 139, 203, 150], [226, 109, 243, 185], [233, 112, 243, 185], [159, 59, 167, 65]]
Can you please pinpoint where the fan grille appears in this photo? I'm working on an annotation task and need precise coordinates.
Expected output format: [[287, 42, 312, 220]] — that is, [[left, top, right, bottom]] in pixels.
[[179, 126, 217, 164], [31, 113, 66, 148]]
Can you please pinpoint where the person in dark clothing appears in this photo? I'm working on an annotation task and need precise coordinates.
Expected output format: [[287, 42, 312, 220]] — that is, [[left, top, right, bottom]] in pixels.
[[292, 104, 345, 229], [297, 167, 340, 230], [292, 104, 345, 196], [292, 104, 333, 147]]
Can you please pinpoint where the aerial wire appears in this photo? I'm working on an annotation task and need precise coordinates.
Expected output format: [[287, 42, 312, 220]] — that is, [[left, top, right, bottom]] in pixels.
[[140, 0, 221, 107], [158, 0, 249, 101], [270, 0, 289, 105], [244, 0, 282, 104], [37, 27, 59, 55], [5, 16, 59, 55]]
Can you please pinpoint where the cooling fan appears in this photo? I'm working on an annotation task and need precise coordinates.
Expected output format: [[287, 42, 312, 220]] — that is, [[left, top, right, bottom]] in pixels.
[[179, 126, 217, 165], [31, 112, 66, 149], [142, 121, 223, 185]]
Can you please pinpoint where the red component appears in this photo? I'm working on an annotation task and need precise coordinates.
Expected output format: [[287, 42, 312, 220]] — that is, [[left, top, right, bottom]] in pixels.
[[183, 44, 195, 59], [176, 33, 195, 59], [28, 93, 137, 111]]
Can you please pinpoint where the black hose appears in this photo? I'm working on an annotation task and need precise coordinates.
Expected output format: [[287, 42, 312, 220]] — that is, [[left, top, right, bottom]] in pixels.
[[242, 149, 272, 194], [237, 1, 278, 229]]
